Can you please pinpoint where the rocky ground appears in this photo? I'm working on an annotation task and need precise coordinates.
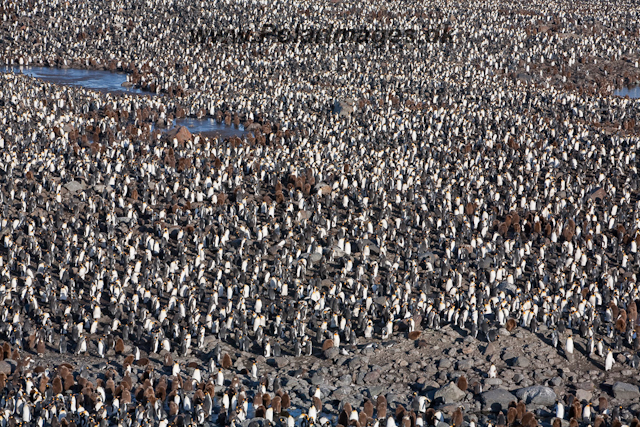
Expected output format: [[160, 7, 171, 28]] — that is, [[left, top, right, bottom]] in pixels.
[[3, 320, 639, 426]]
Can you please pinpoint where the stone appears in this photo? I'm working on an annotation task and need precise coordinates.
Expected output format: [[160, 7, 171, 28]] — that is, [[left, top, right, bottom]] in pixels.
[[612, 382, 640, 400], [167, 125, 192, 144], [362, 346, 375, 356], [364, 370, 380, 384], [575, 381, 595, 390], [457, 359, 474, 370], [438, 358, 452, 369], [333, 99, 355, 117], [484, 343, 496, 355], [315, 183, 332, 196], [434, 382, 466, 403], [497, 281, 517, 295], [513, 357, 531, 368], [273, 357, 288, 368], [550, 377, 563, 387], [64, 180, 85, 193], [480, 388, 517, 412], [0, 360, 13, 375], [311, 373, 324, 385], [331, 386, 353, 400], [324, 347, 339, 359], [575, 389, 592, 402], [589, 187, 606, 201], [338, 375, 352, 385], [462, 343, 477, 355], [240, 418, 269, 427], [309, 253, 322, 263], [515, 386, 556, 406]]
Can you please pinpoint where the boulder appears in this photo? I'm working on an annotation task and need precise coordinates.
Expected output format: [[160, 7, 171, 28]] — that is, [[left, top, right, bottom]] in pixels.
[[588, 187, 607, 201], [513, 356, 531, 368], [481, 388, 517, 412], [64, 180, 85, 193], [0, 360, 13, 375], [575, 389, 592, 402], [333, 99, 355, 117], [273, 357, 288, 369], [515, 385, 556, 406], [434, 382, 466, 403], [324, 347, 339, 360], [612, 382, 640, 400], [167, 125, 192, 143]]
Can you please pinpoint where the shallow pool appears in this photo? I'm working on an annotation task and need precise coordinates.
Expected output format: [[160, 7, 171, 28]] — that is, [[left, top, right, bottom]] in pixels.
[[613, 86, 640, 98], [1, 65, 247, 137], [1, 65, 151, 94]]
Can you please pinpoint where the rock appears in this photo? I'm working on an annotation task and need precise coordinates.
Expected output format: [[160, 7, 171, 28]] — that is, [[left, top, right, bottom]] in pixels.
[[324, 347, 339, 359], [515, 386, 556, 406], [513, 357, 531, 368], [484, 343, 496, 355], [364, 370, 380, 384], [167, 125, 192, 144], [588, 187, 607, 202], [497, 281, 517, 295], [240, 418, 269, 427], [434, 382, 466, 403], [309, 253, 322, 263], [457, 359, 474, 370], [485, 378, 503, 386], [550, 376, 563, 387], [311, 373, 325, 385], [64, 180, 85, 193], [315, 183, 332, 196], [575, 389, 592, 402], [273, 357, 288, 368], [0, 360, 13, 375], [245, 122, 262, 131], [333, 98, 355, 117], [362, 346, 375, 356], [612, 382, 640, 400], [481, 388, 517, 412], [331, 387, 353, 400], [338, 375, 352, 385], [438, 358, 452, 369], [575, 381, 594, 390]]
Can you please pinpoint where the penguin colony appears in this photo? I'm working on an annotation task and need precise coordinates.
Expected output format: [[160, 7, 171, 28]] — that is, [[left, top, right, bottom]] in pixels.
[[1, 0, 640, 426]]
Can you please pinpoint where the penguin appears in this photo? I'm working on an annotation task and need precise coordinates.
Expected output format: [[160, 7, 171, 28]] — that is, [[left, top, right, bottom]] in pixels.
[[605, 349, 614, 371]]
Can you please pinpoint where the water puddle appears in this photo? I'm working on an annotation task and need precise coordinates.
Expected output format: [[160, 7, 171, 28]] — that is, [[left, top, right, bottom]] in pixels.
[[614, 86, 640, 98], [175, 117, 245, 138], [155, 118, 246, 139], [1, 65, 152, 95], [1, 65, 246, 137]]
